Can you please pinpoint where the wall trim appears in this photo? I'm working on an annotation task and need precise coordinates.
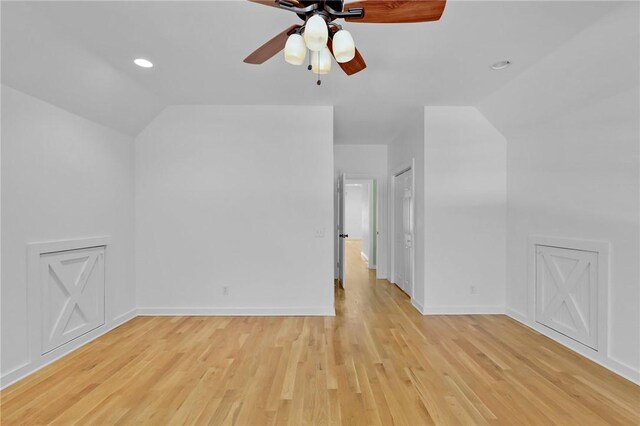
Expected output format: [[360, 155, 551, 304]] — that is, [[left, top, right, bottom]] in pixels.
[[411, 298, 425, 314], [136, 306, 336, 317], [505, 307, 528, 323], [506, 309, 640, 385], [0, 308, 136, 390], [27, 236, 112, 257], [423, 305, 505, 315]]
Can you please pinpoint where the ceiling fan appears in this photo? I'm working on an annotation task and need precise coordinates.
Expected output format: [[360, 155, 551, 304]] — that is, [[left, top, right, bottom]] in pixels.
[[244, 0, 446, 83]]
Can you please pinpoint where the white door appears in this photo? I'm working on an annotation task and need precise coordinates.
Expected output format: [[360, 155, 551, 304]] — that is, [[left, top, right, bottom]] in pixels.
[[338, 173, 347, 288], [536, 245, 598, 349], [402, 172, 413, 296], [394, 169, 413, 295], [40, 246, 105, 354]]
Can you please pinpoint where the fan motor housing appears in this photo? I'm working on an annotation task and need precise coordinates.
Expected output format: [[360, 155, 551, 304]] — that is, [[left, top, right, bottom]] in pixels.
[[300, 0, 344, 11], [296, 0, 344, 21]]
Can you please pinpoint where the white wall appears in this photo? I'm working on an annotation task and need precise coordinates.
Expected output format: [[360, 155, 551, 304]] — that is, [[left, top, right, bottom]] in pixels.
[[478, 3, 639, 382], [1, 86, 136, 384], [135, 105, 334, 315], [334, 144, 388, 277], [345, 184, 364, 240], [388, 110, 425, 310], [423, 107, 507, 313]]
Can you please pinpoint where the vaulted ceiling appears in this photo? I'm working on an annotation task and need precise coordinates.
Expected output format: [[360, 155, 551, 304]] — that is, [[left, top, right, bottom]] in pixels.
[[1, 1, 620, 142]]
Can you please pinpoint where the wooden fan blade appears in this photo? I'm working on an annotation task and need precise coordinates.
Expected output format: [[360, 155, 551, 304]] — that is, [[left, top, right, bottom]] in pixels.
[[344, 0, 446, 23], [327, 38, 367, 76], [244, 25, 302, 64], [248, 0, 302, 9]]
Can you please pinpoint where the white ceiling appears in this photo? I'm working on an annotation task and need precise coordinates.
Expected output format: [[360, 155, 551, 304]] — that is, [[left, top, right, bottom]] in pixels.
[[1, 1, 620, 141]]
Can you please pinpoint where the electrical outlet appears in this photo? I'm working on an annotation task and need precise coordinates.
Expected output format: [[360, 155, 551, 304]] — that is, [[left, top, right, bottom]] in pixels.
[[470, 285, 477, 295], [223, 286, 230, 296], [315, 229, 325, 238]]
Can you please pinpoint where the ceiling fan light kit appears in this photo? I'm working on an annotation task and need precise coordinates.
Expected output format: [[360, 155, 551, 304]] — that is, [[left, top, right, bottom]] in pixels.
[[332, 29, 355, 63], [284, 33, 307, 65], [244, 0, 447, 84], [304, 14, 329, 51], [311, 46, 333, 75]]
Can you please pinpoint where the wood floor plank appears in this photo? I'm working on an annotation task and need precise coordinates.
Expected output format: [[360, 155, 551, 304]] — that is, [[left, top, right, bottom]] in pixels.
[[1, 240, 639, 425]]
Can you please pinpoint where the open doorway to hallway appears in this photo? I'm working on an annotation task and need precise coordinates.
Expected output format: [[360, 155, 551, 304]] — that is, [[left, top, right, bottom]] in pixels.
[[345, 181, 375, 266], [337, 177, 378, 289]]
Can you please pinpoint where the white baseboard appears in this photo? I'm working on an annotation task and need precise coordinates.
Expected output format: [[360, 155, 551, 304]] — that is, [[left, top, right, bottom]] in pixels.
[[505, 307, 528, 323], [423, 305, 505, 315], [0, 309, 137, 390], [411, 298, 425, 314], [136, 306, 336, 317], [360, 252, 369, 262], [505, 308, 640, 385]]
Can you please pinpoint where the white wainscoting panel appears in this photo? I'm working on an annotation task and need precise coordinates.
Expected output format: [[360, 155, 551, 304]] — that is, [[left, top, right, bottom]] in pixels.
[[528, 236, 609, 357], [27, 237, 110, 363], [40, 246, 105, 354], [535, 245, 598, 349]]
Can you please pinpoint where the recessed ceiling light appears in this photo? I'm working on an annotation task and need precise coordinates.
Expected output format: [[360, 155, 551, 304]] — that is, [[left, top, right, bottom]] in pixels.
[[491, 60, 511, 70], [134, 58, 153, 68]]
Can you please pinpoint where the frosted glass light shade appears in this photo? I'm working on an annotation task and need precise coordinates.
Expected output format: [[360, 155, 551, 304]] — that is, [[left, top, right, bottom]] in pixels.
[[311, 47, 332, 75], [332, 30, 355, 63], [304, 14, 328, 52], [284, 34, 306, 65]]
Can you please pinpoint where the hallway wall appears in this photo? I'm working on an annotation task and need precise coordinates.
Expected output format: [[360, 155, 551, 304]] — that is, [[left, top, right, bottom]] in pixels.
[[344, 184, 364, 240]]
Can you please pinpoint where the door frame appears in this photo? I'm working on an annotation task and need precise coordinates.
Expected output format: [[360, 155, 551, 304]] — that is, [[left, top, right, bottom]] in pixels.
[[390, 159, 416, 301], [337, 173, 346, 288]]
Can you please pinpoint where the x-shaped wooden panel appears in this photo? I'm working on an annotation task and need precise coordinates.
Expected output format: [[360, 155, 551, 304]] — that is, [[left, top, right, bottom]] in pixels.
[[540, 253, 590, 334], [47, 254, 99, 342]]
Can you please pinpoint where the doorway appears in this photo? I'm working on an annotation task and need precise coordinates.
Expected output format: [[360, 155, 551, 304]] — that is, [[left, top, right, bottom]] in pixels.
[[391, 165, 414, 297], [337, 176, 378, 288]]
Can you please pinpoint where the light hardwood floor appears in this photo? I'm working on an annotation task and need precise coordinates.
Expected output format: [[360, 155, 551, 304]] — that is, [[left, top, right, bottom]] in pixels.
[[1, 240, 639, 425]]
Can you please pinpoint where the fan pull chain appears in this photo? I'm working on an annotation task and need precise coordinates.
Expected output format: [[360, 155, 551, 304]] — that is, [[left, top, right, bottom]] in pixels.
[[307, 50, 322, 86]]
